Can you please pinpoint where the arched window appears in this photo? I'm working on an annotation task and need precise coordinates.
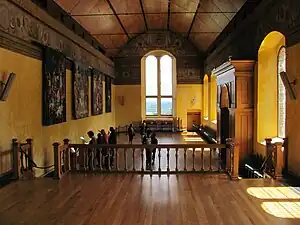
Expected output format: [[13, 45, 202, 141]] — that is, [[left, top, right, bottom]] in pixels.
[[145, 54, 173, 116], [277, 47, 286, 138]]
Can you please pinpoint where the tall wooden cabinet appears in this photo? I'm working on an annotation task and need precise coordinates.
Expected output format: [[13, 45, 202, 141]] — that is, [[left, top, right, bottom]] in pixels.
[[214, 60, 255, 161]]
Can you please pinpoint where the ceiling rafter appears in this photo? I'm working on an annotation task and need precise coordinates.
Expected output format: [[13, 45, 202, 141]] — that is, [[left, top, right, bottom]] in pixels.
[[187, 1, 201, 39], [106, 0, 130, 39], [92, 32, 221, 35], [139, 0, 148, 31], [167, 0, 171, 29], [71, 11, 238, 17]]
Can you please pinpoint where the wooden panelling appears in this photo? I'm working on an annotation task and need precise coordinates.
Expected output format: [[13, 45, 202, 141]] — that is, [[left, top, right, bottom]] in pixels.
[[205, 0, 300, 73], [54, 0, 247, 56], [145, 14, 168, 30], [216, 60, 255, 161], [118, 15, 145, 33], [110, 0, 142, 13], [143, 0, 169, 13], [170, 0, 199, 12], [74, 15, 123, 35], [170, 14, 195, 33], [235, 109, 253, 160], [189, 33, 219, 52], [68, 0, 113, 15], [1, 0, 114, 76], [94, 34, 128, 49]]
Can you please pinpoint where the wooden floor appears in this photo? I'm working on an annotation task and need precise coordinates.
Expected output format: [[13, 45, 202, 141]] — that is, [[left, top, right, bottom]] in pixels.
[[1, 174, 300, 225], [109, 132, 220, 172]]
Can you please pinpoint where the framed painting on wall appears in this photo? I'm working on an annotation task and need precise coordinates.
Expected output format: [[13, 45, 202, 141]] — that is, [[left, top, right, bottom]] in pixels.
[[105, 76, 112, 113], [42, 47, 66, 126], [91, 69, 103, 115], [72, 63, 89, 119]]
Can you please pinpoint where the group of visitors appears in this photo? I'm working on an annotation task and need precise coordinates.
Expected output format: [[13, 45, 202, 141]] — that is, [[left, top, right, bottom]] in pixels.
[[85, 121, 158, 170], [127, 121, 159, 169], [87, 127, 117, 170]]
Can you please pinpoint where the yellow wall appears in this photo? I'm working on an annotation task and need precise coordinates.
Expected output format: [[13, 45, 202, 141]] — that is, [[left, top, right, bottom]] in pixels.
[[210, 75, 217, 124], [115, 85, 141, 125], [114, 84, 203, 129], [256, 32, 285, 149], [176, 84, 203, 128], [0, 47, 115, 176], [286, 43, 300, 176]]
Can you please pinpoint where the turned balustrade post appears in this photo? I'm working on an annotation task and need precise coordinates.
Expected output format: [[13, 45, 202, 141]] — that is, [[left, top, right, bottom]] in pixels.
[[283, 137, 288, 172], [12, 138, 20, 180], [265, 138, 272, 173], [225, 139, 231, 171], [63, 139, 70, 172], [231, 141, 239, 180], [226, 138, 239, 180], [274, 142, 284, 180], [26, 138, 33, 171], [53, 142, 61, 179]]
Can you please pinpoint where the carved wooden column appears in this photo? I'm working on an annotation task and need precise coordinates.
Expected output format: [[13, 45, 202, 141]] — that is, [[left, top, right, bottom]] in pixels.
[[265, 138, 273, 173], [53, 142, 61, 179], [208, 75, 212, 124], [63, 139, 70, 172], [12, 138, 20, 180], [274, 142, 284, 179]]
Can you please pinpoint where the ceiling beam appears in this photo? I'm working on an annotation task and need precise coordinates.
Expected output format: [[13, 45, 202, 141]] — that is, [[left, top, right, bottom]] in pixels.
[[71, 11, 237, 16], [106, 0, 130, 39], [139, 0, 148, 31], [167, 0, 171, 29], [92, 32, 220, 35], [187, 1, 201, 39]]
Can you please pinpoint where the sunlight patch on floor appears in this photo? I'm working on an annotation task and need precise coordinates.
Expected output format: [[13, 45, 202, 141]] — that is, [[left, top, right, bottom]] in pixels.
[[247, 186, 300, 219], [262, 202, 300, 218], [247, 187, 300, 199]]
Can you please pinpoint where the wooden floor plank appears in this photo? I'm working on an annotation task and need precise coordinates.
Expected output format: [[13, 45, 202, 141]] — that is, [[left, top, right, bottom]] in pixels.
[[1, 174, 300, 225]]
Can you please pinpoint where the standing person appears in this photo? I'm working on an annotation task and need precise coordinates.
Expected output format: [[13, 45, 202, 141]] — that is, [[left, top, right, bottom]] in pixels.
[[100, 129, 109, 169], [142, 129, 152, 170], [108, 127, 117, 167], [87, 131, 96, 170], [128, 124, 135, 144], [151, 133, 158, 165], [139, 120, 147, 142]]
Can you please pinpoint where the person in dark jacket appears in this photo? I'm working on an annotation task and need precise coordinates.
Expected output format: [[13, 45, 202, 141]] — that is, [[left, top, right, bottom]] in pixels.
[[87, 131, 96, 170], [99, 129, 109, 169], [128, 124, 135, 144], [108, 127, 117, 167], [151, 133, 158, 165], [142, 129, 152, 170]]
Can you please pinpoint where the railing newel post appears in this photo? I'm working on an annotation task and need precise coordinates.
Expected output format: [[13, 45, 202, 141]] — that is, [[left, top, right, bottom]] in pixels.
[[12, 138, 20, 180], [53, 142, 61, 179]]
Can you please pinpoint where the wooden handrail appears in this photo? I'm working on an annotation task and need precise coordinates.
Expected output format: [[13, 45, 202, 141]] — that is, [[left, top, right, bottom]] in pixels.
[[69, 143, 226, 148], [53, 139, 240, 179], [264, 138, 285, 179], [12, 138, 34, 180]]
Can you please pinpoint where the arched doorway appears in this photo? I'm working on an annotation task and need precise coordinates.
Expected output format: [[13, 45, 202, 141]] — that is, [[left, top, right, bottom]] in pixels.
[[256, 31, 286, 155]]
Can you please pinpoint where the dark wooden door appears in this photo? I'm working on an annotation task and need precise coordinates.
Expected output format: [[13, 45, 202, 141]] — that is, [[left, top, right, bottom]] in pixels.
[[187, 112, 201, 131], [220, 108, 230, 164]]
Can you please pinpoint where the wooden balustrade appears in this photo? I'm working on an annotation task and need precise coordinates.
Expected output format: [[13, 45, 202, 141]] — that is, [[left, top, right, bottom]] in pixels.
[[53, 139, 70, 179], [12, 138, 33, 179], [264, 138, 286, 179], [53, 139, 240, 179], [225, 138, 240, 180]]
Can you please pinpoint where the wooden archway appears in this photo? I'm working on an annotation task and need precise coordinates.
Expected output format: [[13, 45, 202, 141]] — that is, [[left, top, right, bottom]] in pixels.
[[220, 84, 230, 108]]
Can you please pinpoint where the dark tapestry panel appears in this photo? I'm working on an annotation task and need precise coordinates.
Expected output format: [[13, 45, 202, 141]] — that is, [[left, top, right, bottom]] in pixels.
[[42, 47, 66, 126], [72, 63, 89, 119], [105, 76, 112, 113], [91, 69, 103, 115]]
